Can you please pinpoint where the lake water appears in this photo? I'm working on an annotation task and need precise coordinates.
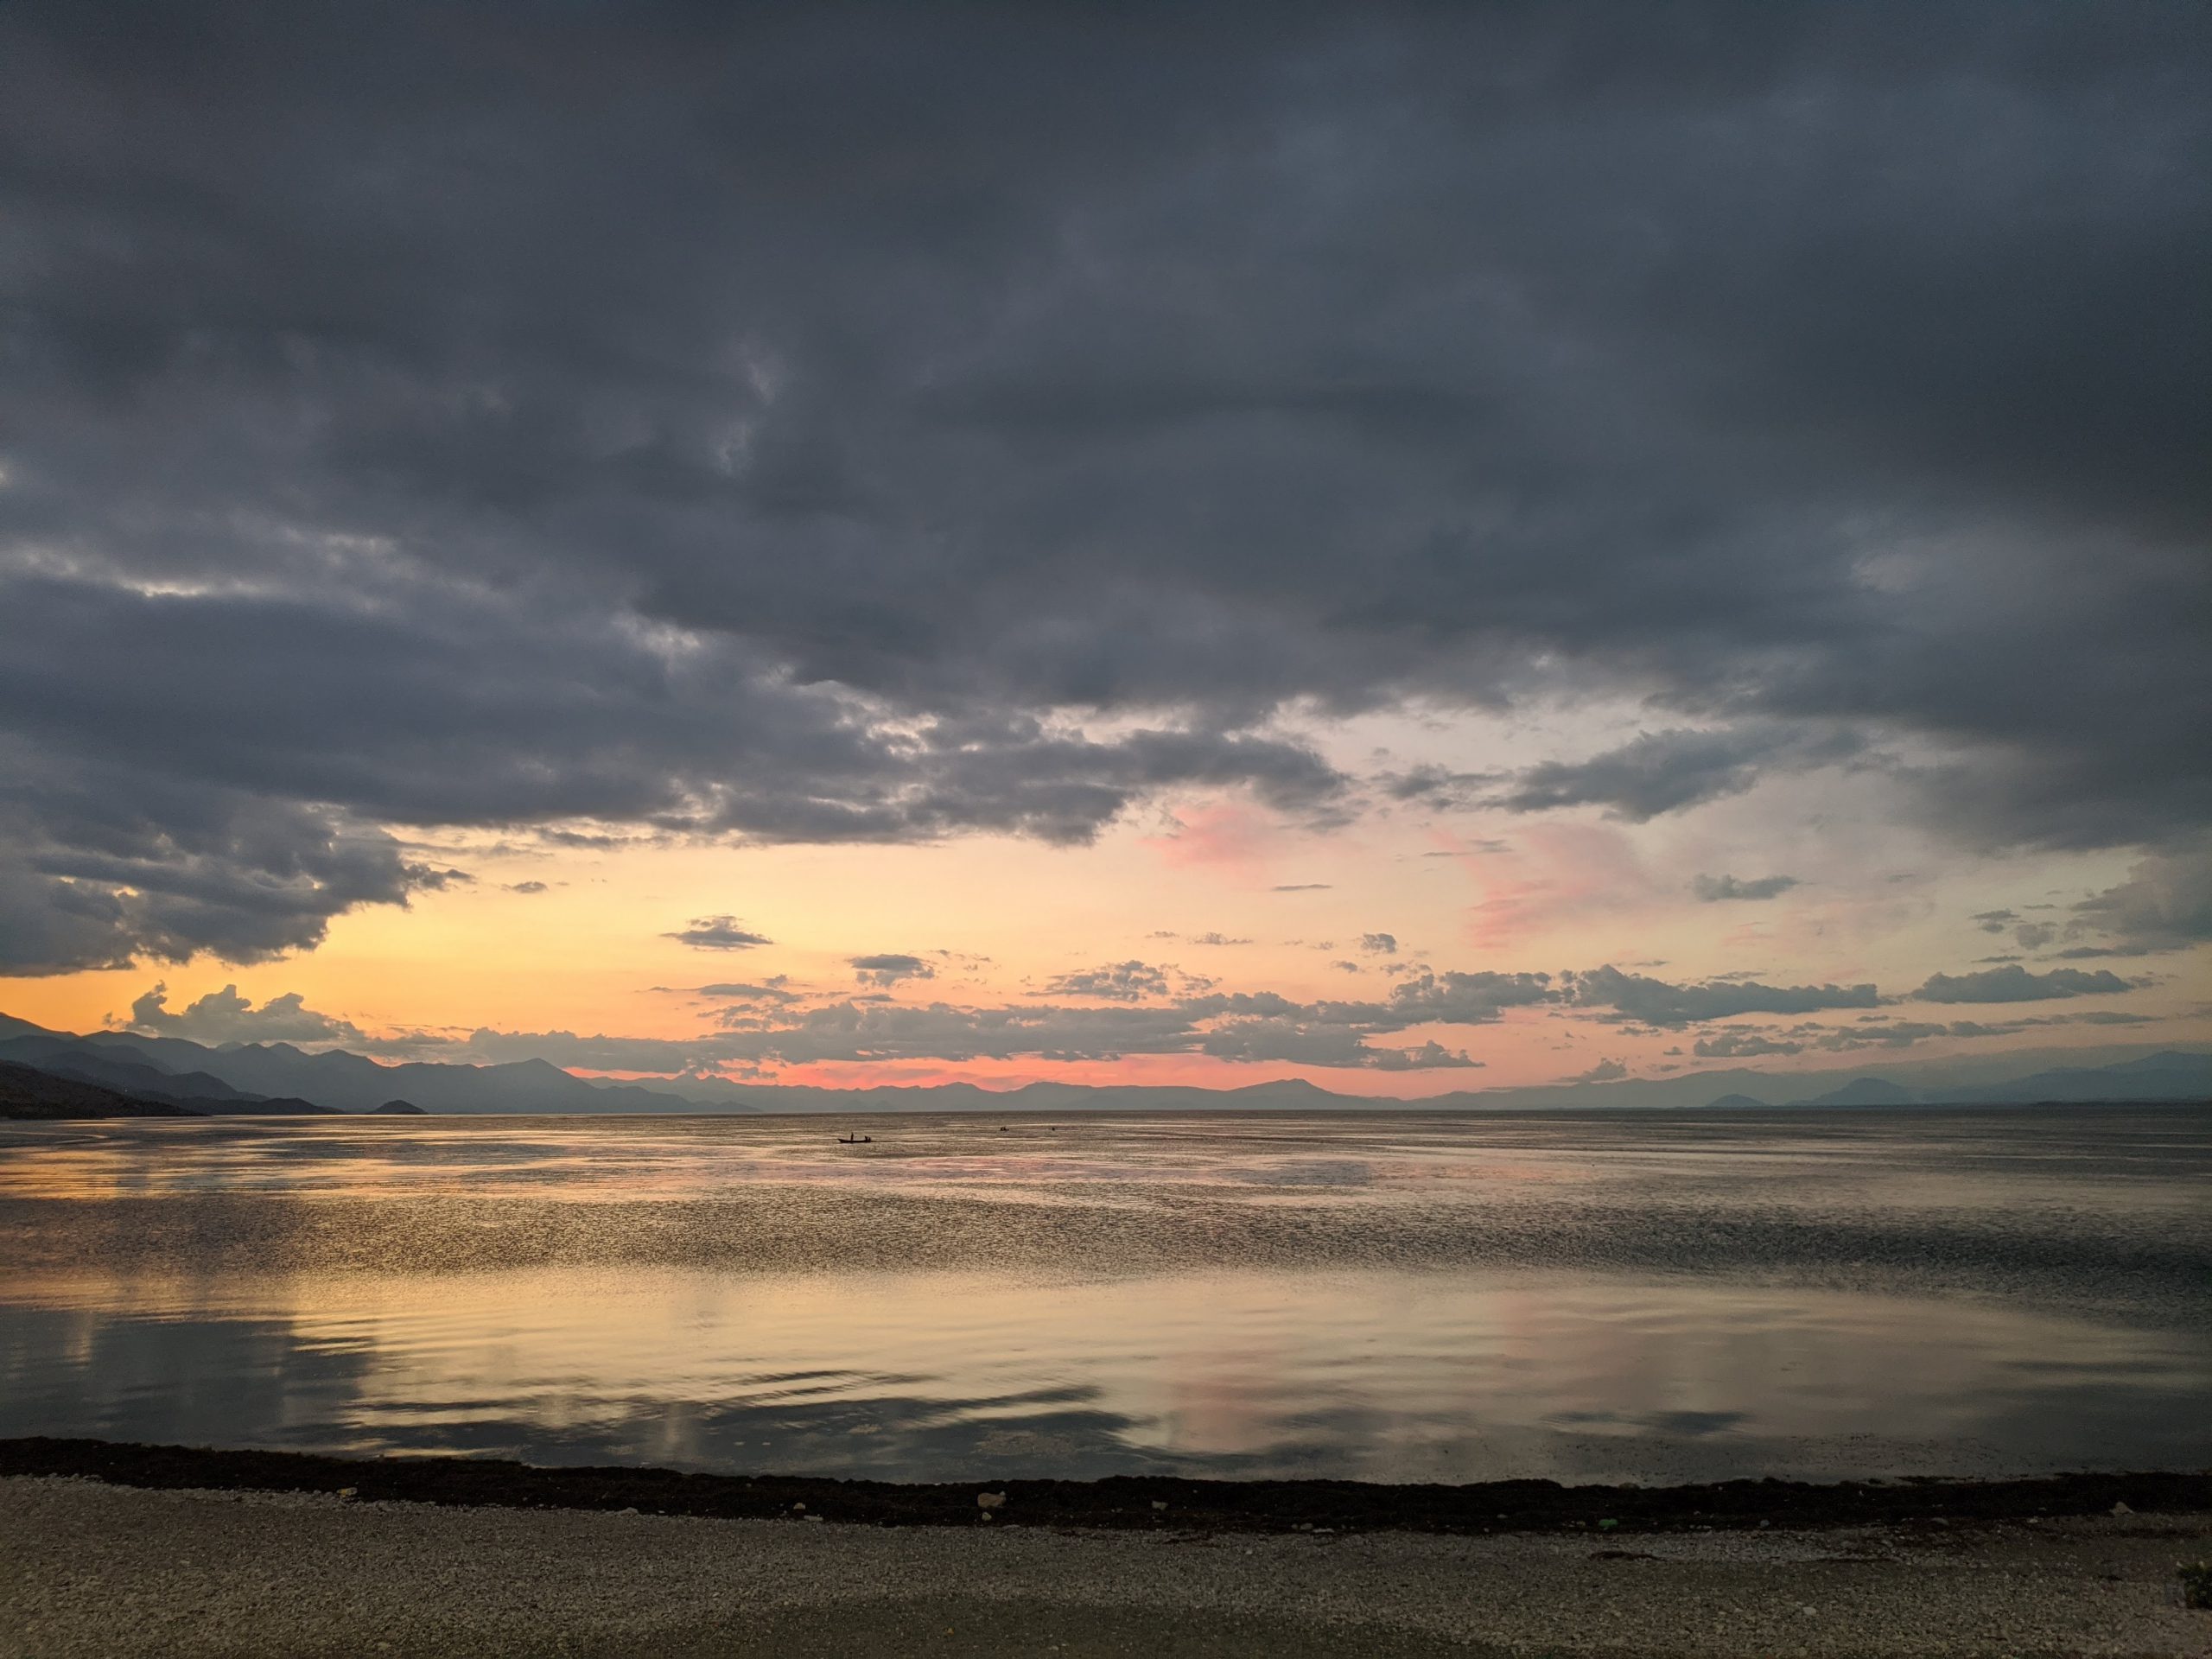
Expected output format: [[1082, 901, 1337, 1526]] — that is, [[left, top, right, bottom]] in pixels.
[[2, 1107, 2207, 1485]]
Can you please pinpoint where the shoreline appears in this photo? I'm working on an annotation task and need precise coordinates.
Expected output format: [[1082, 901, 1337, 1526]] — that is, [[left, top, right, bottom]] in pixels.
[[7, 1436, 2208, 1535], [7, 1096, 2208, 1122], [8, 1469, 2209, 1658]]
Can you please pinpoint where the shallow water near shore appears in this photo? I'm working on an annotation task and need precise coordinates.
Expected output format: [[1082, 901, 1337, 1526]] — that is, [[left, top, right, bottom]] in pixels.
[[2, 1105, 2206, 1483]]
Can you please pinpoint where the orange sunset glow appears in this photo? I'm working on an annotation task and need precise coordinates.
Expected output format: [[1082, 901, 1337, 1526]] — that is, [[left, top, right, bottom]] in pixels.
[[3, 14, 2209, 1655]]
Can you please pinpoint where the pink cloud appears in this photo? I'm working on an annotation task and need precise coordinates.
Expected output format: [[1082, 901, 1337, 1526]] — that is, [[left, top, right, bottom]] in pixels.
[[1141, 803, 1280, 874], [1456, 822, 1660, 947]]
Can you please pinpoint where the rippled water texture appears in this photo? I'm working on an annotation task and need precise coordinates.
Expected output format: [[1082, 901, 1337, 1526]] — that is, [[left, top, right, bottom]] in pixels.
[[2, 1107, 2207, 1483]]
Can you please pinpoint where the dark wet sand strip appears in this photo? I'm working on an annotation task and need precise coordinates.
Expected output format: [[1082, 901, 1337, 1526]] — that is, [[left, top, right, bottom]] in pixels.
[[5, 1435, 2208, 1535]]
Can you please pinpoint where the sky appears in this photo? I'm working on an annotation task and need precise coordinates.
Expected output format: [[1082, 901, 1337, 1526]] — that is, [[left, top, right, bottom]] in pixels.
[[0, 3, 2207, 1096]]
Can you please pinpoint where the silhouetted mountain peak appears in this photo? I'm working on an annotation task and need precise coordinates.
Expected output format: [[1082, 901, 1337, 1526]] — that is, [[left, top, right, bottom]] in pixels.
[[0, 1058, 198, 1119]]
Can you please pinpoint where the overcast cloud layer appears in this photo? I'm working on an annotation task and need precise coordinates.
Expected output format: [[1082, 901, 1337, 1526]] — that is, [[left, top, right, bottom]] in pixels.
[[3, 3, 2209, 974]]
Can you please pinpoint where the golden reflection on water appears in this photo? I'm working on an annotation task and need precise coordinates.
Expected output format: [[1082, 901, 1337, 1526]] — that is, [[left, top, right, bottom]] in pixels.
[[3, 1109, 2209, 1481]]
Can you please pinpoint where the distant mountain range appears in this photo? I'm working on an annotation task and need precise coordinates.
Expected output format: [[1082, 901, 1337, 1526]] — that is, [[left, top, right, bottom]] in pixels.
[[1717, 1051, 2212, 1110], [0, 1058, 199, 1120], [0, 1014, 709, 1116], [0, 1010, 2205, 1119]]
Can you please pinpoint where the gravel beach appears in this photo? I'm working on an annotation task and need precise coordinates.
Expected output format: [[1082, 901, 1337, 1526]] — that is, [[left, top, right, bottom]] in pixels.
[[4, 1474, 2207, 1657]]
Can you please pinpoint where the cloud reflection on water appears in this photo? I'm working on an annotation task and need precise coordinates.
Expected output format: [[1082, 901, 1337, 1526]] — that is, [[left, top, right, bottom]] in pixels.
[[1, 1109, 2208, 1483], [3, 1264, 2207, 1484]]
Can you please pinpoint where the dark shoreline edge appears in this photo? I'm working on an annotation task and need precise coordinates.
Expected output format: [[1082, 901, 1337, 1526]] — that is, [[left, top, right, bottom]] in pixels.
[[5, 1439, 2206, 1535]]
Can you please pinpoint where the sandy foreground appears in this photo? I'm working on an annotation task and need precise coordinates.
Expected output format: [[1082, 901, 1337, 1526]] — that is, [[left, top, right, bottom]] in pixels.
[[3, 1476, 2207, 1658]]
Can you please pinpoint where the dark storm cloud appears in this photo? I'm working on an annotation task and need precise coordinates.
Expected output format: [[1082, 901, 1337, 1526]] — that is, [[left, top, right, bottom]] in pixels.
[[1565, 965, 1880, 1027], [1912, 964, 2135, 1003], [1689, 1018, 1995, 1058], [1497, 728, 1867, 821], [1689, 1006, 2165, 1059], [2070, 842, 2212, 952], [0, 750, 429, 975], [0, 575, 1344, 837], [1821, 1018, 2051, 1050], [1383, 969, 1555, 1025], [3, 3, 2208, 965], [1195, 1018, 1474, 1071], [1692, 874, 1801, 903], [1380, 766, 1498, 812], [1971, 906, 2063, 952]]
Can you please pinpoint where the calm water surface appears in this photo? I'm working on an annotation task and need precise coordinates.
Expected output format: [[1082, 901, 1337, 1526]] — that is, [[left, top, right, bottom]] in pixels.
[[3, 1107, 2207, 1484]]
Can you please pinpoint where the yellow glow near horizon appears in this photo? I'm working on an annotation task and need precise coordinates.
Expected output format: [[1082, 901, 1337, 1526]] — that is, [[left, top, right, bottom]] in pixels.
[[3, 761, 2202, 1096]]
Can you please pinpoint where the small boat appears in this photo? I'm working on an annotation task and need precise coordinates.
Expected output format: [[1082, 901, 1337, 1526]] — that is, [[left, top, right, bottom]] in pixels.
[[837, 1133, 873, 1145]]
